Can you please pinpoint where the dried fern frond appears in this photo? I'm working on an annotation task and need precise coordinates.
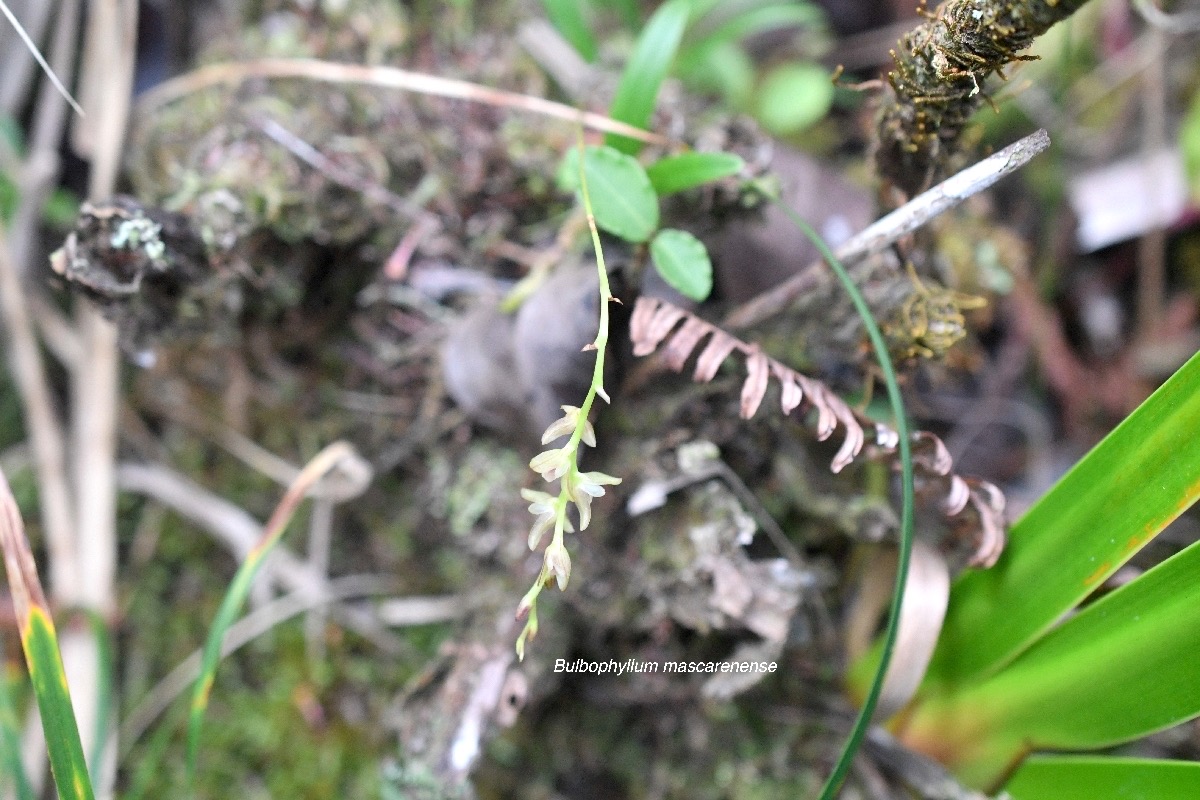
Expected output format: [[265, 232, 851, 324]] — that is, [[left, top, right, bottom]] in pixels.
[[630, 296, 1006, 569]]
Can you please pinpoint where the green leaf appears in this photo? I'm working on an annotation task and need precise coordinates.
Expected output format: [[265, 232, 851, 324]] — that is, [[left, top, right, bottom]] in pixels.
[[1006, 757, 1200, 800], [674, 39, 756, 108], [0, 652, 35, 800], [1182, 89, 1200, 200], [540, 0, 598, 61], [755, 62, 834, 136], [771, 202, 916, 800], [556, 146, 582, 192], [187, 442, 362, 782], [923, 349, 1200, 688], [907, 537, 1200, 786], [649, 228, 712, 300], [646, 151, 744, 195], [22, 611, 95, 800], [579, 145, 658, 242], [605, 0, 690, 154], [687, 3, 825, 52]]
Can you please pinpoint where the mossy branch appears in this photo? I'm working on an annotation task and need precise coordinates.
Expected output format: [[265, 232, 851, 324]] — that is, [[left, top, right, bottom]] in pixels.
[[876, 0, 1090, 198]]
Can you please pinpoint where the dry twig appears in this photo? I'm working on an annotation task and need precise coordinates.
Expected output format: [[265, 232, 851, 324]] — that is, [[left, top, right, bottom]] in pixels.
[[137, 57, 669, 147], [724, 129, 1050, 332]]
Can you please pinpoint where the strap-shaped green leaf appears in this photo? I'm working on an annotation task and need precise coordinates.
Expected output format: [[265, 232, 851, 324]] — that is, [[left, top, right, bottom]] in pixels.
[[540, 0, 598, 61], [605, 0, 690, 154], [925, 349, 1200, 687], [907, 537, 1200, 786], [1006, 757, 1200, 800]]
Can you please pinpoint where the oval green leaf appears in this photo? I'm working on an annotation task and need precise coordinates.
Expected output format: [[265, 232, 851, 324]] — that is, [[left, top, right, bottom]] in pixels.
[[647, 151, 744, 196], [755, 62, 834, 136], [650, 228, 712, 300], [581, 145, 658, 243]]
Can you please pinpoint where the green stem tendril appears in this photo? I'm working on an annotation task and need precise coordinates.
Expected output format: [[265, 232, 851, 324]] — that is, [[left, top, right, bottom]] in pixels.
[[774, 200, 915, 800]]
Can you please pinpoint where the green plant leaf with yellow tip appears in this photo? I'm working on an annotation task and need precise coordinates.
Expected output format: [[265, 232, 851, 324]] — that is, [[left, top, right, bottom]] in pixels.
[[0, 469, 95, 800]]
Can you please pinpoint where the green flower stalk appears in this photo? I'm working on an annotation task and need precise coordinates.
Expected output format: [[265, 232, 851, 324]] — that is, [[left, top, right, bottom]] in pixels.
[[515, 142, 622, 660]]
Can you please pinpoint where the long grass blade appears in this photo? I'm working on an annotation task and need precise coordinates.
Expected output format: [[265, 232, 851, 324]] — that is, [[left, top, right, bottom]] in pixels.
[[773, 201, 915, 800], [0, 469, 94, 800], [185, 442, 364, 783]]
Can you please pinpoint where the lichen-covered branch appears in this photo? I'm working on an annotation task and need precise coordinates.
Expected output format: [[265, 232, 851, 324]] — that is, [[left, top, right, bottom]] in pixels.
[[876, 0, 1090, 198]]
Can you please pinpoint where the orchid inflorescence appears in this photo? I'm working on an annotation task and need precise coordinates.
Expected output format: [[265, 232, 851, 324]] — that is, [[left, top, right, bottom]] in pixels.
[[514, 138, 622, 660], [516, 405, 620, 659]]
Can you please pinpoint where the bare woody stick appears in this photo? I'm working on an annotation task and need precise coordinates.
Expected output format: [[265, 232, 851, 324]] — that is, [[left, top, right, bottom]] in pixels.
[[723, 128, 1051, 331]]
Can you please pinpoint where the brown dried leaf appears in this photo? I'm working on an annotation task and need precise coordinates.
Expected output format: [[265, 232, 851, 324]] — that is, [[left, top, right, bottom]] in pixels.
[[829, 399, 865, 474], [912, 431, 953, 476], [965, 481, 1007, 568], [941, 475, 971, 516], [0, 469, 49, 621], [640, 305, 688, 356], [801, 377, 837, 441], [663, 317, 712, 372], [693, 330, 739, 382], [740, 348, 770, 419], [775, 366, 804, 415], [629, 296, 660, 352]]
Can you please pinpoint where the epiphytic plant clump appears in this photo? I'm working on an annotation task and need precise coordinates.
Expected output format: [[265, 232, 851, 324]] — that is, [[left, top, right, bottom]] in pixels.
[[877, 0, 1089, 198]]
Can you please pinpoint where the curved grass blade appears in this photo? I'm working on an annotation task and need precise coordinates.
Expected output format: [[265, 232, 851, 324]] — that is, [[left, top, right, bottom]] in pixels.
[[646, 151, 743, 195], [0, 648, 36, 800], [185, 442, 364, 782], [605, 0, 690, 154], [774, 201, 915, 800], [540, 0, 598, 61], [0, 469, 94, 800], [904, 536, 1200, 787], [1005, 756, 1200, 800], [924, 349, 1200, 688]]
